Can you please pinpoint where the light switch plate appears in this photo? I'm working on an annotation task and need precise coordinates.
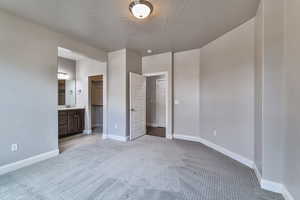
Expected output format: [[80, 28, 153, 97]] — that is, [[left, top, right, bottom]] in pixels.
[[11, 144, 18, 152]]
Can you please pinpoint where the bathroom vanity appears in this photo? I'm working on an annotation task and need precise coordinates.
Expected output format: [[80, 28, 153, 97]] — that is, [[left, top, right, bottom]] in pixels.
[[58, 108, 85, 138]]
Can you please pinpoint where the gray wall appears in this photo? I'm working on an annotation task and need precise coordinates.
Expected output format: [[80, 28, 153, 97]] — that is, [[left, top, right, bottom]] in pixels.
[[107, 49, 142, 138], [254, 1, 263, 176], [174, 49, 200, 137], [0, 9, 58, 166], [261, 0, 285, 183], [200, 19, 255, 161], [0, 9, 106, 167], [254, 1, 300, 198], [142, 52, 173, 138], [57, 57, 76, 80], [107, 49, 127, 137], [173, 20, 255, 161], [283, 0, 300, 198], [254, 0, 285, 183]]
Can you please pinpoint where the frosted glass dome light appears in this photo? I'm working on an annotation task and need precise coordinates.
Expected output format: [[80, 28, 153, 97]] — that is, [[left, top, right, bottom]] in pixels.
[[129, 0, 153, 19]]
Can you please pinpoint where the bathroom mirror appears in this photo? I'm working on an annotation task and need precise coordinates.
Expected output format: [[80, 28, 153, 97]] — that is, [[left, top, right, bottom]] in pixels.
[[57, 56, 77, 107], [58, 79, 76, 106]]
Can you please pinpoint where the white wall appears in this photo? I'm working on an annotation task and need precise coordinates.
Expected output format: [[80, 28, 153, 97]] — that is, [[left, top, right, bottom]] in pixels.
[[76, 58, 107, 133], [142, 52, 173, 138], [0, 8, 106, 167]]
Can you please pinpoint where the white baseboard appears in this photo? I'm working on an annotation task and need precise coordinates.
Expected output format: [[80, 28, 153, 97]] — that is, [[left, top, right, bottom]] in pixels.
[[83, 129, 92, 134], [173, 134, 254, 168], [261, 179, 284, 194], [102, 134, 129, 142], [260, 179, 295, 200], [250, 163, 296, 200], [166, 134, 173, 140], [253, 164, 284, 195], [174, 134, 295, 200], [0, 149, 59, 176], [253, 164, 262, 185], [282, 185, 295, 200]]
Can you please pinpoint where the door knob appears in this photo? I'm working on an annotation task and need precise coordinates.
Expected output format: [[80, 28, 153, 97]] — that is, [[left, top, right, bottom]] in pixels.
[[130, 108, 135, 112]]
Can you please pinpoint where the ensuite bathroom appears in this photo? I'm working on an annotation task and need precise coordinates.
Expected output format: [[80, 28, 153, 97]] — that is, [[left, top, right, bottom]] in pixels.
[[57, 47, 106, 150]]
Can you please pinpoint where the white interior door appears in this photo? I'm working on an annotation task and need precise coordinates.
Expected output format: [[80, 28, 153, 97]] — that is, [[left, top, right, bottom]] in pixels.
[[156, 79, 166, 127], [130, 72, 146, 140]]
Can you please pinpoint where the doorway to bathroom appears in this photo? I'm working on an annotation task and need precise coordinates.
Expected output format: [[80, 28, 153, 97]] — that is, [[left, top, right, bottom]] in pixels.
[[57, 47, 107, 152]]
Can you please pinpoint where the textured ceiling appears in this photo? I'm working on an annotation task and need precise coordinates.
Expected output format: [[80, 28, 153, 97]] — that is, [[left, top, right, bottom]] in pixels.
[[0, 0, 260, 55]]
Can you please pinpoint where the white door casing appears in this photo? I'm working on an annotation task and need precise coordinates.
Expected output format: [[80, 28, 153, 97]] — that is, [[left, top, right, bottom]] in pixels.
[[156, 79, 166, 127], [143, 72, 170, 139], [130, 72, 146, 140]]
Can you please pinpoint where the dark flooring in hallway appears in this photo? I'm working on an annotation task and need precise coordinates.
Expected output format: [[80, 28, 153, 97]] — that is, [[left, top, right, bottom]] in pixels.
[[147, 126, 166, 137]]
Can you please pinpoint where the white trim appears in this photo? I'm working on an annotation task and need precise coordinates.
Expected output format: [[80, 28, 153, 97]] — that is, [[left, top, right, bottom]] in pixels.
[[83, 129, 92, 134], [102, 134, 129, 142], [87, 72, 107, 143], [253, 164, 262, 185], [254, 164, 295, 200], [155, 79, 167, 128], [282, 186, 295, 200], [173, 134, 254, 168], [261, 179, 284, 194], [254, 166, 295, 200], [143, 72, 171, 139], [143, 72, 168, 77], [260, 179, 296, 200], [0, 149, 59, 176], [166, 134, 173, 140]]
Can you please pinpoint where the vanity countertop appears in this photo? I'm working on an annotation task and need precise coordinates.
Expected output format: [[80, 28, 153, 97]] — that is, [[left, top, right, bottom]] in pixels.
[[58, 107, 85, 111]]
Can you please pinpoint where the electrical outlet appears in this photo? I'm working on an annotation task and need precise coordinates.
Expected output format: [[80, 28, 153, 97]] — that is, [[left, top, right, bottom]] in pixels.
[[114, 124, 118, 129], [11, 144, 18, 152], [213, 130, 217, 136]]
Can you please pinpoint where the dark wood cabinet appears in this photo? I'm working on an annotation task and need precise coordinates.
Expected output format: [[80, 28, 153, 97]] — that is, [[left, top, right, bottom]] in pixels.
[[58, 109, 85, 138]]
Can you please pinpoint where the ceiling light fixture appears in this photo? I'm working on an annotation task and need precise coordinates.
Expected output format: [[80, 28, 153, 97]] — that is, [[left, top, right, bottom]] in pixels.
[[129, 0, 153, 19]]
